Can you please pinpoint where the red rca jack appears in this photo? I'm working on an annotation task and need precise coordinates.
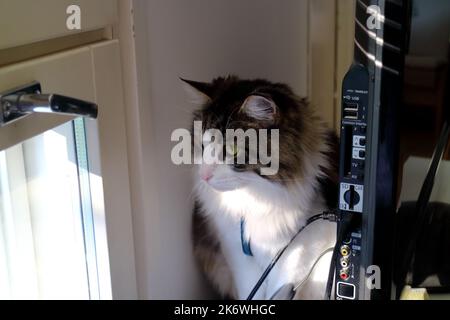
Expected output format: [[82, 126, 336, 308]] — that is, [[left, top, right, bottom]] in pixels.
[[339, 268, 350, 281]]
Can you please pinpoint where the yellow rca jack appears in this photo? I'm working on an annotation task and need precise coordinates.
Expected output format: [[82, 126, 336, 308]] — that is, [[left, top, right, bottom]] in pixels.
[[340, 245, 351, 257]]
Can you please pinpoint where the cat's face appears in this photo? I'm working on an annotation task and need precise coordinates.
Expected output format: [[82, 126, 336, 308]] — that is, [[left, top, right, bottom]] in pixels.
[[183, 76, 307, 192]]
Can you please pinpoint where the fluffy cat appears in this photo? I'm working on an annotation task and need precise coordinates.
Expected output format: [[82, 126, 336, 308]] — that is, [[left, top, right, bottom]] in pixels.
[[184, 76, 339, 299]]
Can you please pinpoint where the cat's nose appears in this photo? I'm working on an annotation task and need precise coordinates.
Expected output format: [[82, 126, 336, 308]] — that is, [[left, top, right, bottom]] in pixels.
[[200, 165, 215, 182], [201, 172, 213, 181]]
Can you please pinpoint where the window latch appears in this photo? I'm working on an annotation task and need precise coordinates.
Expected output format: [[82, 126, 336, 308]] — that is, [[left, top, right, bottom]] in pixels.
[[0, 81, 98, 127]]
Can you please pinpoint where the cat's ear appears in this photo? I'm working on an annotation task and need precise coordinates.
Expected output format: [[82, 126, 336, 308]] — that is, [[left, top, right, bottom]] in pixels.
[[180, 78, 213, 105], [240, 95, 277, 122]]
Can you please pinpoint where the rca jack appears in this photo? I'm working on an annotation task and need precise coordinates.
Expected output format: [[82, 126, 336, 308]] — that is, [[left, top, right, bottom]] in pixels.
[[339, 268, 350, 281], [340, 257, 350, 268], [340, 245, 351, 257]]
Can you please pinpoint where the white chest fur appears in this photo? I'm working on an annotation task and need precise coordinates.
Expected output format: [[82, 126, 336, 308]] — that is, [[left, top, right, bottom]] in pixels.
[[196, 176, 336, 299]]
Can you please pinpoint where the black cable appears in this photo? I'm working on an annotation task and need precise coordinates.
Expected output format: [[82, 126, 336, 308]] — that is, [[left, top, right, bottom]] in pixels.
[[246, 210, 338, 300], [326, 212, 359, 300], [323, 211, 358, 300], [324, 248, 338, 300], [397, 120, 450, 296], [324, 212, 344, 300]]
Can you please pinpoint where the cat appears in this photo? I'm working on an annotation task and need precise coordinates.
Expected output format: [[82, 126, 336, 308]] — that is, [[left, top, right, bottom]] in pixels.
[[183, 76, 339, 300]]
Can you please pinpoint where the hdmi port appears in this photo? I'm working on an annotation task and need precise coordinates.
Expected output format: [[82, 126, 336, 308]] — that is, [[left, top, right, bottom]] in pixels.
[[343, 102, 359, 120]]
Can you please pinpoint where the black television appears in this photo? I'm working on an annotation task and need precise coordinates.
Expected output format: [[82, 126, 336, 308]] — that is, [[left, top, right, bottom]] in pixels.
[[332, 0, 412, 300]]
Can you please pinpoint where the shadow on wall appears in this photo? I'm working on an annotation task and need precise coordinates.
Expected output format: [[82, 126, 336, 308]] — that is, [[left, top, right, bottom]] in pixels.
[[409, 0, 450, 59]]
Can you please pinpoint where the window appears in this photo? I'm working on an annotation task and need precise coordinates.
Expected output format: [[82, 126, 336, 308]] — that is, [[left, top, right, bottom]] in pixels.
[[0, 119, 110, 299]]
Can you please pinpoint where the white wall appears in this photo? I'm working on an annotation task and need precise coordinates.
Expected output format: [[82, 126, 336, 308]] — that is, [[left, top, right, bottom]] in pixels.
[[400, 157, 450, 204], [128, 0, 310, 299]]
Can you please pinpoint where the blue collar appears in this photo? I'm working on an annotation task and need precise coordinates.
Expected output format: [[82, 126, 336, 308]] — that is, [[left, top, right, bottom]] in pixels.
[[240, 218, 253, 256]]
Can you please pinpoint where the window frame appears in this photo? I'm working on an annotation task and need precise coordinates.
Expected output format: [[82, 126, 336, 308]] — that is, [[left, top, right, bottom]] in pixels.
[[0, 40, 138, 299]]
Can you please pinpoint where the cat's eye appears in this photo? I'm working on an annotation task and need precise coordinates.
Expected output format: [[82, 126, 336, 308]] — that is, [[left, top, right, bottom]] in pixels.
[[226, 143, 240, 157], [231, 144, 239, 156]]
